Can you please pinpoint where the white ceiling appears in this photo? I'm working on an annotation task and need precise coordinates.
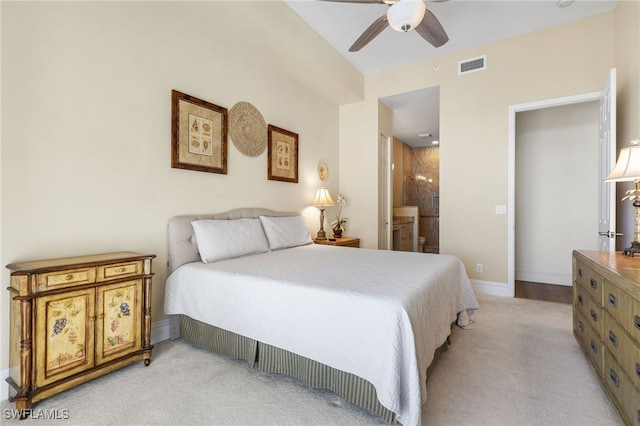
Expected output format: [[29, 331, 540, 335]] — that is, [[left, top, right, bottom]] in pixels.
[[284, 0, 618, 147]]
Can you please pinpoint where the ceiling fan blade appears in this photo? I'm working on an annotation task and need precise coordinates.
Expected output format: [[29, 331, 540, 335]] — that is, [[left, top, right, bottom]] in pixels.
[[349, 14, 389, 52], [414, 9, 449, 48]]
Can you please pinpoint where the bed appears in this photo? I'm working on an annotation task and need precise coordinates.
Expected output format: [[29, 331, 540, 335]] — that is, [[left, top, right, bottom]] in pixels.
[[164, 208, 478, 425]]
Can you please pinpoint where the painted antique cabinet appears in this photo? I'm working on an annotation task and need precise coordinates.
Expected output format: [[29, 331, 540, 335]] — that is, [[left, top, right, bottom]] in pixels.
[[6, 252, 154, 415]]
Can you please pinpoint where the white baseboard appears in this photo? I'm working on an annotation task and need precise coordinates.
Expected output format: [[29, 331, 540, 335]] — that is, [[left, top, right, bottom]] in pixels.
[[151, 318, 171, 345], [1, 318, 172, 403], [0, 368, 7, 404], [516, 271, 572, 286], [471, 279, 512, 297]]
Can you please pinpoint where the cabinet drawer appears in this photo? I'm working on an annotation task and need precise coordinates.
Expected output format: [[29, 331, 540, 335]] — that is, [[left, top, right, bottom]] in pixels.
[[604, 312, 640, 390], [604, 280, 640, 344], [604, 349, 640, 426], [575, 260, 603, 305], [36, 267, 96, 291], [97, 261, 143, 281], [575, 284, 603, 339], [575, 310, 603, 375]]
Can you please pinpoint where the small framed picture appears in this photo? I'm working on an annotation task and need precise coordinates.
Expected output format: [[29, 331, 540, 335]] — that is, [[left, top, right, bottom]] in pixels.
[[267, 124, 298, 183], [171, 90, 227, 174]]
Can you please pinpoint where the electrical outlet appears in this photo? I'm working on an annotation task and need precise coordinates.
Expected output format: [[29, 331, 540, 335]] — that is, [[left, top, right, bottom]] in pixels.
[[476, 264, 483, 273]]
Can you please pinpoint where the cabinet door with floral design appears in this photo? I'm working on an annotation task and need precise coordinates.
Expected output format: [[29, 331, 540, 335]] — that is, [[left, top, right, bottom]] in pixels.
[[35, 288, 95, 387], [96, 280, 142, 364]]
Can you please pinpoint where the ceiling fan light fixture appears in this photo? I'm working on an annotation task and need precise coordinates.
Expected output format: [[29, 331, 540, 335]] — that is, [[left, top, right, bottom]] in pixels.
[[387, 0, 426, 33]]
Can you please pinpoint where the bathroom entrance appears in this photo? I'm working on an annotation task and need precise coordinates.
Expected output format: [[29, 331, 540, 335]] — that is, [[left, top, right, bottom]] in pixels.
[[381, 86, 440, 254]]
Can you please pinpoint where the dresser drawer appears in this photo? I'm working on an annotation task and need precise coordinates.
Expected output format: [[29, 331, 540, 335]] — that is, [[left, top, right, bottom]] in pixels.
[[575, 260, 604, 305], [575, 310, 603, 375], [575, 284, 603, 339], [604, 280, 640, 344], [97, 261, 143, 281], [604, 349, 640, 426], [36, 267, 97, 292], [604, 311, 640, 390]]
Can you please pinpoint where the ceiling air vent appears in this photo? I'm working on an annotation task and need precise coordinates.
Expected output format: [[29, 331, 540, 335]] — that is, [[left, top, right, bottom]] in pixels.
[[458, 55, 487, 75]]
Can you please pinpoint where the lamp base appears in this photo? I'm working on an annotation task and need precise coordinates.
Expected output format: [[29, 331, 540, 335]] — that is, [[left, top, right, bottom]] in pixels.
[[316, 230, 328, 240], [622, 241, 640, 257]]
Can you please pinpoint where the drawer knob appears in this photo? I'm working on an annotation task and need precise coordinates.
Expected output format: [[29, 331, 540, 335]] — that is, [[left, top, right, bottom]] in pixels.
[[590, 339, 597, 354], [609, 368, 619, 388], [65, 274, 73, 281], [608, 293, 618, 309], [590, 309, 597, 322], [608, 331, 618, 348], [577, 320, 584, 332], [590, 278, 597, 290]]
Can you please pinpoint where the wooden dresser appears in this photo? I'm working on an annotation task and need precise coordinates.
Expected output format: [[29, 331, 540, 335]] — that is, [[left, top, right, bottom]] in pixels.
[[6, 252, 155, 414], [572, 250, 640, 425]]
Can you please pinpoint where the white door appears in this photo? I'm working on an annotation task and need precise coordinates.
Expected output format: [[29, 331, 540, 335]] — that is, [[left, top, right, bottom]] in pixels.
[[598, 68, 617, 251], [378, 134, 392, 250]]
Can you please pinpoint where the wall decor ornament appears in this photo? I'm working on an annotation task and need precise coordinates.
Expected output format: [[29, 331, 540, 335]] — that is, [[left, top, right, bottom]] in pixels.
[[228, 101, 267, 157], [267, 124, 298, 183], [171, 90, 227, 174], [318, 164, 328, 182]]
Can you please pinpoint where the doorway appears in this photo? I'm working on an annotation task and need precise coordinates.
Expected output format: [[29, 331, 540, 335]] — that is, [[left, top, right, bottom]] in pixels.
[[380, 86, 440, 253], [515, 101, 600, 287], [508, 90, 607, 297]]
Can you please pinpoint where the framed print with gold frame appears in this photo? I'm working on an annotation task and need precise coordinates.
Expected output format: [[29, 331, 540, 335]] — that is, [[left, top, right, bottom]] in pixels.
[[267, 124, 298, 183], [171, 90, 227, 174]]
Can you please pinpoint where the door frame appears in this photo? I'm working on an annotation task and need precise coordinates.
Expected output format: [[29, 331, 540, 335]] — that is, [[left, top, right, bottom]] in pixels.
[[379, 133, 392, 250], [507, 91, 600, 297]]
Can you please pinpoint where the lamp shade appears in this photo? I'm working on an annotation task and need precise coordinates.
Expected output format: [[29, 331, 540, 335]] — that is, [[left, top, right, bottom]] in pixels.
[[606, 140, 640, 182], [387, 0, 426, 32], [311, 187, 336, 207]]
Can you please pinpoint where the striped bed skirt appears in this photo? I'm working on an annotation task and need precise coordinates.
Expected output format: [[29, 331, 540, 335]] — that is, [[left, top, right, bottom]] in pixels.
[[179, 315, 397, 423]]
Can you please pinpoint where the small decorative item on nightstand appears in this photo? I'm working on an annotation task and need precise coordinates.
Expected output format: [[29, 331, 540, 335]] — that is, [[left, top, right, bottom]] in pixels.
[[331, 193, 348, 239]]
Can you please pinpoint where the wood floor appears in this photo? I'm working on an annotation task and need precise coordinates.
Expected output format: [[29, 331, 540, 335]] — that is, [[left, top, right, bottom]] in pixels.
[[515, 280, 572, 304]]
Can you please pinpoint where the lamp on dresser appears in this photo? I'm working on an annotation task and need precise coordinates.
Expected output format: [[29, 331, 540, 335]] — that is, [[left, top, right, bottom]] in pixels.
[[605, 138, 640, 256], [311, 186, 335, 240]]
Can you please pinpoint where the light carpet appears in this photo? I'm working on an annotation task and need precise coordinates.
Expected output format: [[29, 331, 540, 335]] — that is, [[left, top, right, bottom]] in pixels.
[[1, 293, 623, 425]]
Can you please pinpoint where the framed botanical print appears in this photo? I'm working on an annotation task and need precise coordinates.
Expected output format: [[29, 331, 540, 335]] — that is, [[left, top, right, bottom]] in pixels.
[[171, 90, 227, 174], [267, 124, 298, 183]]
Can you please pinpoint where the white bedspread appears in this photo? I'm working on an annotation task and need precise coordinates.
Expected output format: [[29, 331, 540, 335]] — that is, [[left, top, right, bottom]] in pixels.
[[164, 244, 478, 425]]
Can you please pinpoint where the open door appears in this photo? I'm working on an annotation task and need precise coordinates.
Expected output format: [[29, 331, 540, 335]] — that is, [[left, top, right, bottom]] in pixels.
[[598, 68, 617, 251], [378, 134, 392, 249]]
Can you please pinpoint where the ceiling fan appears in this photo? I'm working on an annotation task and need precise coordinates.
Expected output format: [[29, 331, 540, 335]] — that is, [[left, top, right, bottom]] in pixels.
[[319, 0, 449, 52]]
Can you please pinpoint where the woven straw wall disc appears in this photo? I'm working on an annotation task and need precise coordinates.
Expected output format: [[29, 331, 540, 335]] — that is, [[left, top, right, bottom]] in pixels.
[[228, 102, 267, 157]]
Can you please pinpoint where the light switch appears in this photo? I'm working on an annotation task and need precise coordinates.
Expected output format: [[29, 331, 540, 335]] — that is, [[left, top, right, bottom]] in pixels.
[[495, 205, 506, 215]]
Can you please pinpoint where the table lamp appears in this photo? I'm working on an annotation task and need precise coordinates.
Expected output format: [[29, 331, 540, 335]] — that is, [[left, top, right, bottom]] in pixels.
[[311, 187, 335, 240], [605, 138, 640, 256]]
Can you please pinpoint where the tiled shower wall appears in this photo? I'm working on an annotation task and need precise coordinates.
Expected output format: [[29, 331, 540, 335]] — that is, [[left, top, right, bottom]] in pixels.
[[404, 145, 439, 252]]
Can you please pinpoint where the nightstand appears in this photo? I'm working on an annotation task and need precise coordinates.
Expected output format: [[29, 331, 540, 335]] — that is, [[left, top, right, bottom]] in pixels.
[[314, 237, 360, 248]]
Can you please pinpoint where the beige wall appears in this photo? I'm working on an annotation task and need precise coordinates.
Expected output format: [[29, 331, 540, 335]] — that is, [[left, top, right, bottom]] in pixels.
[[341, 12, 623, 287], [0, 2, 362, 372]]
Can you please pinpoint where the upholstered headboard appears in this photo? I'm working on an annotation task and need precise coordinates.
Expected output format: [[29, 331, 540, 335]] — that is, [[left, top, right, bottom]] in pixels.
[[167, 208, 300, 274]]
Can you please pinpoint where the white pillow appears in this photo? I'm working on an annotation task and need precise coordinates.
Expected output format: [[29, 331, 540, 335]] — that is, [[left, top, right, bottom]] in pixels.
[[191, 218, 270, 263], [259, 215, 313, 250]]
